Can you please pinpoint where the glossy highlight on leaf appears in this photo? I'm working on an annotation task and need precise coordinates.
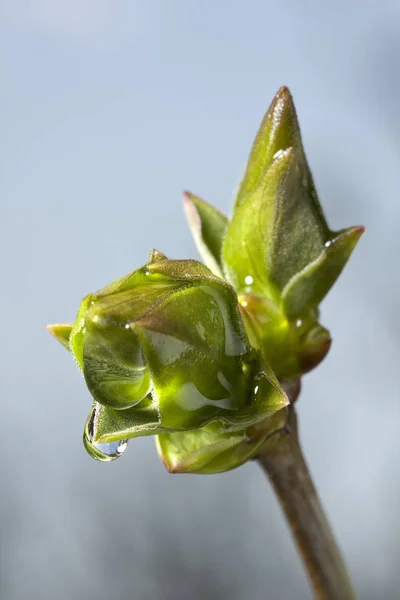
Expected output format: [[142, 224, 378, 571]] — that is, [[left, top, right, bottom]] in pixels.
[[83, 318, 152, 410], [69, 294, 94, 371]]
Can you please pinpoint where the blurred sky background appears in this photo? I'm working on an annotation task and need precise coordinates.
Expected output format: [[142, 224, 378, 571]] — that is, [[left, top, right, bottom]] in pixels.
[[1, 1, 400, 599]]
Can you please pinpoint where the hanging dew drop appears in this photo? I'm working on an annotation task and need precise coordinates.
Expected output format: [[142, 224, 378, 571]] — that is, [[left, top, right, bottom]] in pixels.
[[83, 403, 129, 462], [88, 438, 128, 461]]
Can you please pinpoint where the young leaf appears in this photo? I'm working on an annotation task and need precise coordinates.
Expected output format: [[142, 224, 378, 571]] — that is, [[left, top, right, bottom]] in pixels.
[[183, 191, 228, 278], [222, 153, 289, 299], [156, 425, 268, 474], [282, 226, 365, 318], [223, 148, 329, 297], [234, 86, 322, 215], [88, 397, 170, 443]]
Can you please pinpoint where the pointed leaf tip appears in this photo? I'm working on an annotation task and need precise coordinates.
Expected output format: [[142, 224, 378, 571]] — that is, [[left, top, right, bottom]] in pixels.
[[273, 86, 295, 106], [148, 248, 168, 263], [46, 323, 73, 350], [353, 225, 365, 236], [276, 85, 291, 96], [183, 191, 228, 278], [234, 86, 303, 211], [282, 225, 365, 318]]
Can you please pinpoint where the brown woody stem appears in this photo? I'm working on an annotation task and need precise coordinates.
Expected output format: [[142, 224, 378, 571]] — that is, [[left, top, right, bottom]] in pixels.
[[258, 406, 356, 600]]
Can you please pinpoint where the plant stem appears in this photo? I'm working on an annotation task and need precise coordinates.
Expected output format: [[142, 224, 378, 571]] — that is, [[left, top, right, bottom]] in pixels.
[[258, 406, 356, 600]]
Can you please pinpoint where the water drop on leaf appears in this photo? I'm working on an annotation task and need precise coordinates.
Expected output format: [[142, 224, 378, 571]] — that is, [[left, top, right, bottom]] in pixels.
[[83, 404, 129, 462]]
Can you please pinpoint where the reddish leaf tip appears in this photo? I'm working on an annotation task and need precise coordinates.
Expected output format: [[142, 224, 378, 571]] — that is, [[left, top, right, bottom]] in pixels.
[[182, 191, 200, 225], [272, 86, 295, 110], [275, 85, 292, 98], [353, 225, 365, 235]]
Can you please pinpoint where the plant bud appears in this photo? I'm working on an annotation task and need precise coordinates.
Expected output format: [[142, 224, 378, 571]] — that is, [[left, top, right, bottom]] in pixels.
[[184, 87, 364, 380], [48, 252, 288, 463]]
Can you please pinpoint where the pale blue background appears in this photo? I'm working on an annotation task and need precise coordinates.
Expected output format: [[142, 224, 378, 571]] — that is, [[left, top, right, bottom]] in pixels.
[[1, 1, 400, 599]]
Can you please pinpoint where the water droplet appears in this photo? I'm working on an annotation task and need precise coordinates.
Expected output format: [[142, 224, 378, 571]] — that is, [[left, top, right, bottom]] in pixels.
[[244, 275, 253, 285], [325, 240, 332, 248], [124, 324, 130, 329], [296, 319, 303, 328], [83, 404, 129, 462], [272, 149, 285, 161]]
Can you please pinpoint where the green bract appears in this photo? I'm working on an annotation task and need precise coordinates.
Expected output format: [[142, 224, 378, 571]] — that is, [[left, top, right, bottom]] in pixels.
[[48, 86, 363, 472], [157, 404, 288, 474]]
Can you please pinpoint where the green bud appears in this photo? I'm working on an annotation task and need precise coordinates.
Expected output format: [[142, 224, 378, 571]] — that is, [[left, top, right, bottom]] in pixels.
[[49, 86, 364, 472], [297, 321, 331, 374], [184, 88, 363, 335], [221, 87, 363, 302], [238, 294, 331, 379], [48, 254, 288, 460], [215, 87, 363, 379], [234, 86, 311, 212]]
